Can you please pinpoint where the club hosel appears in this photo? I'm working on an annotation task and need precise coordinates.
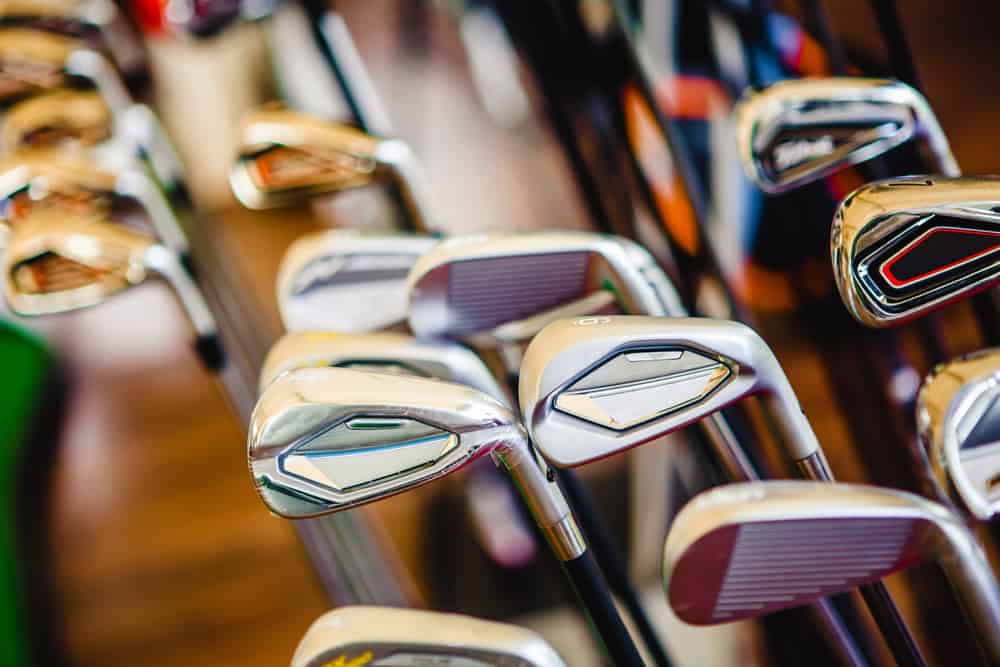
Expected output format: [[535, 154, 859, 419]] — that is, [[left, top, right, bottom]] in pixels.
[[491, 436, 586, 562], [66, 49, 133, 114], [116, 171, 190, 256], [375, 139, 437, 234], [143, 244, 220, 342], [912, 101, 961, 178], [934, 519, 1000, 663]]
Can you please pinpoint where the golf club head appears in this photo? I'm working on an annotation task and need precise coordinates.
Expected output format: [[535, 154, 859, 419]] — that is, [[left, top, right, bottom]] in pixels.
[[258, 330, 507, 402], [519, 316, 821, 467], [4, 208, 220, 366], [918, 348, 1000, 520], [291, 606, 567, 667], [0, 147, 190, 256], [230, 106, 429, 218], [663, 480, 1000, 662], [276, 229, 438, 333], [1, 88, 111, 152], [407, 231, 685, 346], [735, 77, 958, 194], [832, 176, 1000, 327], [248, 366, 525, 518]]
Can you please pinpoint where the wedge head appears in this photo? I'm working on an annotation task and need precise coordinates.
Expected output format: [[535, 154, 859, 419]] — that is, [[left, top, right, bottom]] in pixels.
[[248, 366, 522, 518], [832, 176, 1000, 327], [292, 606, 567, 667]]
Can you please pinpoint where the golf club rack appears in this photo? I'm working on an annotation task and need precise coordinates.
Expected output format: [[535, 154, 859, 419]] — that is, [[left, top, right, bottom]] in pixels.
[[2, 0, 1000, 665]]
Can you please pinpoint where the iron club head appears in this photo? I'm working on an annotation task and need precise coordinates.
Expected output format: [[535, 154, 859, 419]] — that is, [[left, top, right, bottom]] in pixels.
[[291, 606, 568, 667], [918, 348, 1000, 521], [831, 176, 1000, 328], [735, 77, 958, 194], [0, 88, 111, 152]]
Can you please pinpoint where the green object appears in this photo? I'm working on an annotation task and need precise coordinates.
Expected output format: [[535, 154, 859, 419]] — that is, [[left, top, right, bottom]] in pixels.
[[0, 320, 54, 667]]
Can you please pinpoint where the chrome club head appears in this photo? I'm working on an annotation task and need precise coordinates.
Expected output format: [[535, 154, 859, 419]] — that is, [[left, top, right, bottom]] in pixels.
[[832, 176, 1000, 327], [258, 330, 507, 403], [229, 106, 434, 229], [918, 349, 1000, 520], [276, 229, 438, 333], [407, 231, 684, 346], [519, 316, 823, 469], [3, 208, 220, 366], [1, 89, 112, 152], [735, 77, 958, 194], [291, 606, 568, 667], [662, 480, 1000, 663]]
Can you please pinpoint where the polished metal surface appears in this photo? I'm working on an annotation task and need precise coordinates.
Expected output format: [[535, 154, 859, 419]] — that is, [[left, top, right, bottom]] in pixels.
[[663, 480, 1000, 663], [519, 315, 823, 466], [918, 348, 1000, 520], [832, 176, 1000, 327], [248, 367, 584, 559], [735, 77, 958, 193], [292, 606, 569, 667], [275, 229, 438, 333], [0, 89, 111, 152]]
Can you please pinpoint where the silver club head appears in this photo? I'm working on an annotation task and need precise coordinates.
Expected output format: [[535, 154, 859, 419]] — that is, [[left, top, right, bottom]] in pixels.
[[276, 229, 438, 333], [3, 208, 221, 366], [918, 348, 1000, 520], [407, 231, 684, 346], [519, 316, 822, 469], [229, 106, 434, 229], [832, 176, 1000, 328], [258, 330, 507, 403], [292, 606, 568, 667], [662, 480, 1000, 662], [735, 77, 958, 194]]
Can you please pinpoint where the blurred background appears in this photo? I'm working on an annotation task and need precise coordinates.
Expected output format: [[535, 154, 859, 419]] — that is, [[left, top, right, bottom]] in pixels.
[[5, 1, 1000, 665]]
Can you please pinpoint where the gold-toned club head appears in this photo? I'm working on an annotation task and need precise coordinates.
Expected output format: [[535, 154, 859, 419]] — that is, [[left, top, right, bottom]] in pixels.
[[1, 89, 112, 153], [230, 106, 382, 209], [0, 28, 82, 102], [0, 146, 115, 223]]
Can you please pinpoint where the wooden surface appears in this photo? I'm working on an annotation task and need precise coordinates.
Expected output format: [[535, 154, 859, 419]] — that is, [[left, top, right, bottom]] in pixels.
[[21, 1, 1000, 665]]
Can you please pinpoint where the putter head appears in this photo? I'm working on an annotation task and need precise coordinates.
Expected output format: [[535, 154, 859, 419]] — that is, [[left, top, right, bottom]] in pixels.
[[918, 349, 1000, 520], [230, 106, 385, 209], [407, 231, 683, 345], [248, 366, 524, 518], [663, 480, 962, 624], [276, 229, 438, 332], [832, 176, 1000, 327], [258, 330, 507, 403], [735, 77, 956, 194], [519, 315, 808, 467], [1, 88, 111, 152], [292, 606, 567, 667]]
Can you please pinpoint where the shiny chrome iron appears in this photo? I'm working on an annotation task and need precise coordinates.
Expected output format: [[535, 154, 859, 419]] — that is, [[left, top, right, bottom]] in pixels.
[[735, 77, 958, 194], [918, 348, 1000, 521], [292, 606, 568, 667], [832, 176, 1000, 327], [663, 480, 1000, 664]]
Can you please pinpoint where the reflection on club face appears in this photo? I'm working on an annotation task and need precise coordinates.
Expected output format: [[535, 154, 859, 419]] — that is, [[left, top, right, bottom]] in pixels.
[[832, 176, 1000, 327], [407, 231, 683, 345], [276, 229, 438, 333], [1, 89, 111, 152], [735, 78, 958, 194], [663, 480, 1000, 665], [258, 330, 507, 404], [918, 349, 1000, 520], [292, 606, 568, 667], [248, 367, 522, 519], [520, 316, 820, 467]]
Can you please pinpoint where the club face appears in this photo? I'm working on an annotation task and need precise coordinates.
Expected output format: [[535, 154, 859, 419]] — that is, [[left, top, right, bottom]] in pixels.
[[919, 349, 1000, 520], [663, 481, 948, 625], [258, 330, 507, 404], [519, 316, 762, 467], [3, 208, 151, 315], [832, 176, 1000, 327], [230, 107, 382, 209], [736, 78, 927, 193], [276, 230, 438, 333], [0, 148, 116, 221], [1, 89, 111, 152], [292, 607, 567, 667], [0, 28, 81, 102], [248, 366, 518, 518], [407, 231, 674, 342]]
